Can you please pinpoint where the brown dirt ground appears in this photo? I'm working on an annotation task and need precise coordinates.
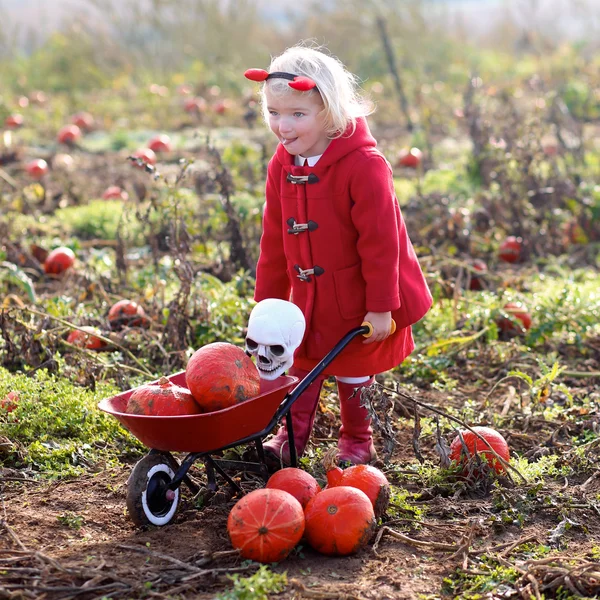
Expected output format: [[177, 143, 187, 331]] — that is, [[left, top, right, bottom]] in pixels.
[[3, 382, 600, 600]]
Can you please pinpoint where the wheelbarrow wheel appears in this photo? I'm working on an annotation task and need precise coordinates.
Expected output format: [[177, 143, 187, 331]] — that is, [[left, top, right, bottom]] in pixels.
[[127, 454, 179, 527]]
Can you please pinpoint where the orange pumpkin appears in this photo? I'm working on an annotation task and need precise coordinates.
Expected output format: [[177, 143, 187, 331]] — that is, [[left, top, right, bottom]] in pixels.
[[67, 326, 106, 350], [304, 486, 376, 556], [108, 299, 148, 329], [185, 342, 260, 412], [450, 426, 510, 476], [327, 464, 390, 519], [227, 488, 305, 563], [266, 468, 321, 509], [125, 376, 201, 416]]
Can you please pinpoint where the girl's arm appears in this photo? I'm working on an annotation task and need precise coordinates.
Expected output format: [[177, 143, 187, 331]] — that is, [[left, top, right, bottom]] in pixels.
[[254, 163, 291, 302], [349, 153, 402, 318]]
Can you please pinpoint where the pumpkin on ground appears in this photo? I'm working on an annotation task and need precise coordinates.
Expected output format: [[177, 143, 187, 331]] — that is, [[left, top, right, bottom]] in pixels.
[[325, 463, 390, 519], [496, 302, 532, 334], [227, 488, 305, 563], [44, 247, 75, 275], [67, 326, 106, 350], [108, 299, 148, 329], [449, 426, 510, 475], [0, 391, 19, 413], [266, 467, 321, 509], [185, 342, 260, 412], [125, 376, 201, 416], [304, 486, 376, 556]]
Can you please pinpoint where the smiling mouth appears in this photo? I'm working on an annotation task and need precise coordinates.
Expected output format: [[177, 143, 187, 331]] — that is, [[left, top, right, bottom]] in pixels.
[[281, 137, 298, 145]]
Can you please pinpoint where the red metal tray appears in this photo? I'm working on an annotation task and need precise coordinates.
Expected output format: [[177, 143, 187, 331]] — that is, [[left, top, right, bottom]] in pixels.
[[98, 372, 298, 453]]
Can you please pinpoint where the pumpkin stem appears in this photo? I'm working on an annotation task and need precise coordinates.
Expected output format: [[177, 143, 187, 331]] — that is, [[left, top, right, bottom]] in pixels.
[[326, 467, 344, 488], [321, 447, 340, 472], [157, 376, 171, 387], [258, 526, 269, 535]]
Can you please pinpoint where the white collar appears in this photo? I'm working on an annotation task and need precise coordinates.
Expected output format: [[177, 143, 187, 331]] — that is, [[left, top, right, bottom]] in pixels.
[[295, 154, 322, 167]]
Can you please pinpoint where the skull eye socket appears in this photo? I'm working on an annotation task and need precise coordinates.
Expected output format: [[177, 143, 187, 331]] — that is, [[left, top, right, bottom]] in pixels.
[[270, 345, 285, 357], [246, 338, 258, 350]]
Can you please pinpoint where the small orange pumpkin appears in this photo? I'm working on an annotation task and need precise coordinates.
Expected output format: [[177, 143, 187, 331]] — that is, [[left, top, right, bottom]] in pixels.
[[185, 342, 260, 412], [450, 426, 510, 476], [304, 486, 376, 556], [125, 377, 201, 416], [327, 464, 390, 519], [67, 326, 106, 350], [227, 488, 305, 563], [266, 467, 321, 509]]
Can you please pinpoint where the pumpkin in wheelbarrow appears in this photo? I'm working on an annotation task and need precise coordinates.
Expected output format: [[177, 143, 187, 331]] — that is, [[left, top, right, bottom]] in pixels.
[[185, 342, 260, 412], [125, 376, 201, 416]]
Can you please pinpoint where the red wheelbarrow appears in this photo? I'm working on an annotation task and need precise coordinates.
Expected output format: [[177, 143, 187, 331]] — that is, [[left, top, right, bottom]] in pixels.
[[99, 322, 383, 527]]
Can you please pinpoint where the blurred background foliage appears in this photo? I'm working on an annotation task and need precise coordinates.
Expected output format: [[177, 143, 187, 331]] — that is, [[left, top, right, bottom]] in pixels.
[[0, 0, 598, 108]]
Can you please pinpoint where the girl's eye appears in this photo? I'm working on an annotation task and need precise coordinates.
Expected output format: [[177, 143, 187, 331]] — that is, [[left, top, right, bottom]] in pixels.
[[269, 110, 278, 116], [294, 112, 304, 117]]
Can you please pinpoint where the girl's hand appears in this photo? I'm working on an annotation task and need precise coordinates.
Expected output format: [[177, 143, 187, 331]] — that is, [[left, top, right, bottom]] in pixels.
[[362, 311, 392, 344]]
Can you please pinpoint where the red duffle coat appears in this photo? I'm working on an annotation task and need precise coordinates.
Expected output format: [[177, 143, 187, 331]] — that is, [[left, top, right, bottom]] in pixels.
[[254, 117, 432, 377]]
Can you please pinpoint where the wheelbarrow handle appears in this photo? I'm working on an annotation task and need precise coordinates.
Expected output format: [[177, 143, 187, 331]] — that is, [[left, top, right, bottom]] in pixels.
[[275, 320, 391, 420], [361, 318, 397, 338]]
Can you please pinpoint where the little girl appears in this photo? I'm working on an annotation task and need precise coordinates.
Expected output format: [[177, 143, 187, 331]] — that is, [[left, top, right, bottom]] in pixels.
[[245, 44, 432, 467]]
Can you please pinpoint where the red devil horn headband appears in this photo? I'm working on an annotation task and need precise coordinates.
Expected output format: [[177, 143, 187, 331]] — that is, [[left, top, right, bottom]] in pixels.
[[244, 69, 317, 92]]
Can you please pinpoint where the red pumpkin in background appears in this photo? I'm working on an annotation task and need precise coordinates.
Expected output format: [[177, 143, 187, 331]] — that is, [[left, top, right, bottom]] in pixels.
[[108, 299, 148, 329], [0, 391, 20, 413], [44, 247, 75, 275], [266, 467, 321, 509], [304, 486, 376, 556], [131, 148, 157, 168], [184, 97, 207, 114], [71, 111, 95, 131], [450, 426, 510, 475], [125, 377, 201, 416], [148, 134, 172, 153], [397, 147, 422, 169], [185, 342, 260, 412], [102, 186, 129, 201], [497, 302, 532, 333], [57, 124, 82, 145], [5, 114, 24, 129], [498, 236, 522, 263], [227, 488, 305, 564], [213, 100, 231, 114], [469, 259, 488, 291], [25, 159, 49, 180], [67, 326, 106, 350]]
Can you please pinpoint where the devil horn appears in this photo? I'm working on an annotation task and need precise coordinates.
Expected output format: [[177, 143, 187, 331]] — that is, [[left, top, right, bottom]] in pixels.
[[244, 69, 269, 82], [289, 76, 317, 91]]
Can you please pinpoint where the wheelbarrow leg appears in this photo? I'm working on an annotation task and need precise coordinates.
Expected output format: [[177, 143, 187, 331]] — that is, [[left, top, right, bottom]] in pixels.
[[286, 411, 298, 468], [254, 440, 271, 483], [204, 458, 219, 492], [205, 456, 243, 494]]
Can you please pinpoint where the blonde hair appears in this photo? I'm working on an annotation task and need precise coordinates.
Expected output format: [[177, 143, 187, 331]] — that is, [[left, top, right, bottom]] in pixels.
[[260, 44, 374, 139]]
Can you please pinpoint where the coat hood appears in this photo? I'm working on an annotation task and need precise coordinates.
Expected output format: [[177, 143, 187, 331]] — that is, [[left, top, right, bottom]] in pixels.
[[274, 117, 377, 168]]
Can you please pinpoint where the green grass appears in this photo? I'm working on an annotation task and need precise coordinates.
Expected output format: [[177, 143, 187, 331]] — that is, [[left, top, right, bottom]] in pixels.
[[0, 367, 144, 478]]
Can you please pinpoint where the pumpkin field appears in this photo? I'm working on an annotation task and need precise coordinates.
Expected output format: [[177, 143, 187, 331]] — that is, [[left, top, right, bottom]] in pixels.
[[1, 2, 600, 598]]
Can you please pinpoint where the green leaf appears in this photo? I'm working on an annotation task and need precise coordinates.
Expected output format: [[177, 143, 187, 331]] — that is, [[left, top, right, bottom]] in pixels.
[[0, 261, 37, 302]]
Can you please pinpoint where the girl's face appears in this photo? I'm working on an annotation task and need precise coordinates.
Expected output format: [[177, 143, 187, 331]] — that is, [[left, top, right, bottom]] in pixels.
[[265, 87, 330, 158]]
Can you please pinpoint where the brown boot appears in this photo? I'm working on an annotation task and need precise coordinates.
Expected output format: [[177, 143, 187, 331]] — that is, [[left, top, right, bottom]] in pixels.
[[337, 378, 377, 465], [263, 367, 326, 469]]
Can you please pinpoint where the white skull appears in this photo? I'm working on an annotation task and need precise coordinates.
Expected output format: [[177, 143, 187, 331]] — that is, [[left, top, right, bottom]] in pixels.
[[245, 299, 306, 380]]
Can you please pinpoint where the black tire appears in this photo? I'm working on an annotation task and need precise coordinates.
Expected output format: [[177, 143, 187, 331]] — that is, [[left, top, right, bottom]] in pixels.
[[126, 454, 179, 527]]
